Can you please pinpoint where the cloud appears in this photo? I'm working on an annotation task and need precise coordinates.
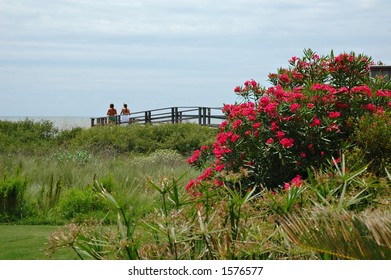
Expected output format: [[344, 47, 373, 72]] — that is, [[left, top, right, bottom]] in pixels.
[[0, 0, 390, 116]]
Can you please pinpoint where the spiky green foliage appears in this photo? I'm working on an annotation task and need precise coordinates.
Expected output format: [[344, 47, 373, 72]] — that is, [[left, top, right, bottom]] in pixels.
[[280, 208, 391, 260]]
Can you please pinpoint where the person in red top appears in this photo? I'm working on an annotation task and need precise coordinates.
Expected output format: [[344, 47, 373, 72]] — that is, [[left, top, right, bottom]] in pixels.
[[107, 103, 117, 124]]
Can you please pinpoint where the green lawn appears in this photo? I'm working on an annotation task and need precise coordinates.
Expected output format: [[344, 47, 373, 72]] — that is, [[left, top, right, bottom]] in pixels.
[[0, 225, 77, 260]]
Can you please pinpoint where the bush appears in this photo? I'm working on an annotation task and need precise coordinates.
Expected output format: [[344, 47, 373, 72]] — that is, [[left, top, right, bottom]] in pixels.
[[70, 123, 217, 156], [186, 49, 391, 192], [0, 173, 28, 221], [353, 112, 391, 176], [56, 188, 106, 221], [0, 119, 58, 154], [56, 127, 83, 147]]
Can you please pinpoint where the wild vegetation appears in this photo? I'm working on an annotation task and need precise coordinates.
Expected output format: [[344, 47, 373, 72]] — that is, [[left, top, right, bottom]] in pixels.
[[0, 49, 390, 260]]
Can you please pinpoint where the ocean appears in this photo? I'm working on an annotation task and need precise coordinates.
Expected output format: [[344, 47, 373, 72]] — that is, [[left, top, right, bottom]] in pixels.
[[0, 116, 92, 130]]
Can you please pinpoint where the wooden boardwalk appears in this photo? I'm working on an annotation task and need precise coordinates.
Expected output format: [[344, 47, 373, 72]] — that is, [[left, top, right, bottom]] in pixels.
[[90, 106, 227, 127]]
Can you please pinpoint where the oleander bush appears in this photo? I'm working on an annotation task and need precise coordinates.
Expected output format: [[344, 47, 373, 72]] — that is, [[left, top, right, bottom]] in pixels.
[[186, 49, 391, 193]]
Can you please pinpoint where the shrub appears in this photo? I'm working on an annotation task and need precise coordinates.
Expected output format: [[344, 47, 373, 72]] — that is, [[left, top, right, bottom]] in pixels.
[[0, 119, 58, 154], [56, 188, 106, 221], [186, 49, 391, 192], [71, 123, 217, 156], [56, 127, 83, 147], [353, 112, 391, 176], [0, 173, 28, 221]]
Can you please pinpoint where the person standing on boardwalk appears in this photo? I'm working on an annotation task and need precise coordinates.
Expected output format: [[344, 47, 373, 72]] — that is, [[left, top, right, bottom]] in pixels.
[[107, 103, 117, 124], [120, 103, 131, 123]]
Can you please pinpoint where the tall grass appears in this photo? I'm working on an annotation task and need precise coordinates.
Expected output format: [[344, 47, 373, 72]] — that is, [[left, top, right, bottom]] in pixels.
[[0, 121, 214, 223], [0, 150, 200, 224]]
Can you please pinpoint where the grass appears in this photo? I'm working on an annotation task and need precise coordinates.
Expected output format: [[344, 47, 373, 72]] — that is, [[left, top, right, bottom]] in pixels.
[[0, 225, 77, 260], [0, 150, 200, 224]]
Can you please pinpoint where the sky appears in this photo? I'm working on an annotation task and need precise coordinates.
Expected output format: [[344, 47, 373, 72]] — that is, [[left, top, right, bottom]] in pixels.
[[1, 0, 390, 117]]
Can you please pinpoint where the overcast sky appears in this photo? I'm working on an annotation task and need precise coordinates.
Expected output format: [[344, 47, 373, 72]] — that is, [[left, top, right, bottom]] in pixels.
[[1, 0, 390, 117]]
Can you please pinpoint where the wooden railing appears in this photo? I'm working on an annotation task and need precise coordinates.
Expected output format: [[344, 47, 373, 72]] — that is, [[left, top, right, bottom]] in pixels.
[[90, 106, 227, 127]]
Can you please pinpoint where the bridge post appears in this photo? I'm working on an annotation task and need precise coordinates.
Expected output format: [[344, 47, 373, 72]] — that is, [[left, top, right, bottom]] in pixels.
[[202, 107, 207, 125], [145, 111, 152, 124], [198, 107, 202, 125], [175, 107, 179, 123], [91, 118, 95, 127], [171, 107, 179, 123], [207, 108, 211, 125]]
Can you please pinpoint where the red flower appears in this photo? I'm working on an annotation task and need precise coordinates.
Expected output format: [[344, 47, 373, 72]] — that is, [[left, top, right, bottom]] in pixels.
[[266, 138, 274, 145], [276, 131, 285, 139], [290, 103, 301, 112], [279, 137, 294, 148], [186, 179, 197, 191], [233, 119, 242, 129], [365, 103, 376, 113], [234, 86, 241, 93], [292, 71, 303, 80], [291, 175, 303, 187], [213, 179, 224, 187], [289, 56, 298, 63], [187, 149, 200, 164], [283, 182, 291, 190], [333, 157, 341, 165], [376, 90, 387, 97], [264, 102, 279, 117], [219, 121, 228, 130], [310, 116, 321, 127], [198, 167, 213, 180], [215, 164, 225, 172], [351, 85, 372, 97], [280, 74, 290, 83], [328, 111, 340, 119], [244, 79, 258, 88], [259, 96, 271, 107], [271, 122, 279, 131], [231, 134, 240, 143], [253, 122, 261, 129]]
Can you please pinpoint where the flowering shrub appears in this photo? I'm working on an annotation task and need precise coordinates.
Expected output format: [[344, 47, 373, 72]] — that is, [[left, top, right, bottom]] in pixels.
[[187, 49, 391, 193]]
